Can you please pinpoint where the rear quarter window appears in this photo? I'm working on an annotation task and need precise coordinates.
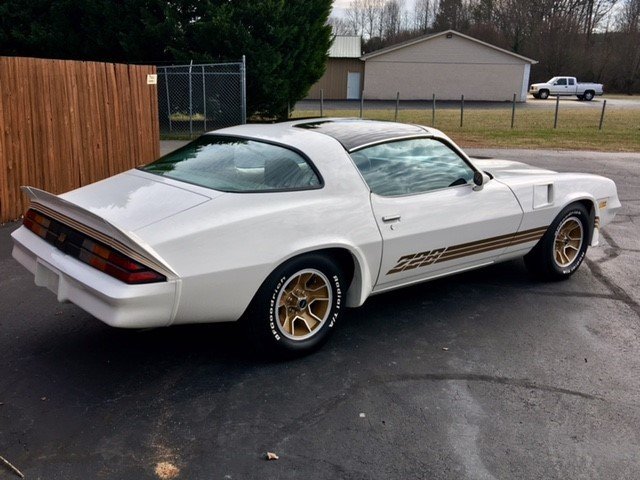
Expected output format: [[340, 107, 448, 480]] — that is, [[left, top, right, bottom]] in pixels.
[[141, 136, 321, 192]]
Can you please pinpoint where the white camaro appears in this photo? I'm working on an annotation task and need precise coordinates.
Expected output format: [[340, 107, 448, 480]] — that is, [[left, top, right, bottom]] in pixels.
[[12, 119, 620, 355]]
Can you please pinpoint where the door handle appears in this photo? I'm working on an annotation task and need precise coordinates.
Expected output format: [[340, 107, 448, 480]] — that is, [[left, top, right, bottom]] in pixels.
[[382, 214, 401, 223]]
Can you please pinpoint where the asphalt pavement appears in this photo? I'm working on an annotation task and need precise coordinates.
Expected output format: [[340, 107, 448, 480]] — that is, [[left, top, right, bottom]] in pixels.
[[1, 148, 639, 479]]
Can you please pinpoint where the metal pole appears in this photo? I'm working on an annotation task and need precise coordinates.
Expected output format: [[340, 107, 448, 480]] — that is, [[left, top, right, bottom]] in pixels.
[[554, 94, 560, 129], [163, 67, 172, 133], [287, 101, 290, 119], [202, 65, 207, 132], [511, 93, 516, 129], [432, 93, 435, 126], [394, 91, 400, 122], [599, 99, 607, 130], [460, 94, 464, 128], [360, 90, 364, 118], [320, 89, 324, 117], [188, 60, 193, 137], [241, 55, 247, 124]]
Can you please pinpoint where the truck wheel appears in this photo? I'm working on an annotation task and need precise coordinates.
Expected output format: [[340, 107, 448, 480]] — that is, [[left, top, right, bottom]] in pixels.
[[583, 91, 594, 101], [532, 93, 540, 99], [539, 90, 549, 100]]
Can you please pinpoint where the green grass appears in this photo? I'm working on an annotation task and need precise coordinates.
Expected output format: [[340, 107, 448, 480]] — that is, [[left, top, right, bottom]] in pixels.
[[292, 108, 640, 151], [602, 93, 640, 100]]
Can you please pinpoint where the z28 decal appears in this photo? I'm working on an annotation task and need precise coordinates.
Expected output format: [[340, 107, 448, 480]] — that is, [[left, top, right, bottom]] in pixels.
[[387, 248, 448, 274], [387, 226, 548, 275]]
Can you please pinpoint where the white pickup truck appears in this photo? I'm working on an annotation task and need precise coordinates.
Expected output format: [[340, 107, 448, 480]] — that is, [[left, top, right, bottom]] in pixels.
[[529, 76, 604, 101]]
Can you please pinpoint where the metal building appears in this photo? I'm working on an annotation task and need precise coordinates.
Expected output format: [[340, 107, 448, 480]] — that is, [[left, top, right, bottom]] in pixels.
[[361, 30, 537, 102], [306, 36, 364, 100]]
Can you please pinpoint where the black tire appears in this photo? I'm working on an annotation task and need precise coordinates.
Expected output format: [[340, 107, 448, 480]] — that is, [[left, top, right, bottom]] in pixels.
[[539, 89, 550, 100], [577, 95, 584, 100], [245, 253, 345, 357], [532, 93, 540, 99], [524, 203, 591, 281], [583, 90, 595, 101]]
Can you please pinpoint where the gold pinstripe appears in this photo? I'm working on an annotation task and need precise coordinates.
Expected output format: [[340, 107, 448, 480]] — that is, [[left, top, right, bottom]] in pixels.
[[387, 226, 548, 275]]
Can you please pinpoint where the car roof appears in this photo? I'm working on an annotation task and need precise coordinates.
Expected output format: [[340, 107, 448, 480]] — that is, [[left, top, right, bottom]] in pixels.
[[291, 118, 430, 151]]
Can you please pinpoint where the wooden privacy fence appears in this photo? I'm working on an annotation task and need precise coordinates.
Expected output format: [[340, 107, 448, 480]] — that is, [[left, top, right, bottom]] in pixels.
[[0, 56, 159, 223]]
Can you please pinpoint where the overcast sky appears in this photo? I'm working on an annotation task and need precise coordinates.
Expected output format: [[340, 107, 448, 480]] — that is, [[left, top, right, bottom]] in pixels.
[[332, 0, 351, 17]]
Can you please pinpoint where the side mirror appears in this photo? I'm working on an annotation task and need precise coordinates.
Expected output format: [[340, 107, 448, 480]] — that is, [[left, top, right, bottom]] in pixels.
[[473, 171, 491, 191]]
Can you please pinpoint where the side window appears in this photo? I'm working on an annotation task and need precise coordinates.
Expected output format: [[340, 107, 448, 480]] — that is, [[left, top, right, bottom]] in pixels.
[[350, 138, 476, 196], [142, 136, 321, 192], [557, 78, 567, 86], [568, 78, 575, 86]]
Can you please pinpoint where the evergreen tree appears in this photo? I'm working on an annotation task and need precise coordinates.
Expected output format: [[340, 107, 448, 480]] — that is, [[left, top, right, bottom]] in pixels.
[[184, 0, 333, 118], [0, 0, 333, 118]]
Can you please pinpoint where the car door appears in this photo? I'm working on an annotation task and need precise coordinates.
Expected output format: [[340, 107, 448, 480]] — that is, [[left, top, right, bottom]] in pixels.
[[349, 137, 523, 290], [550, 77, 568, 95]]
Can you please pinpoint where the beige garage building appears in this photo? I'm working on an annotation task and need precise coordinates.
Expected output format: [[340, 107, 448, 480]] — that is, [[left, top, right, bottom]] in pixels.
[[306, 36, 363, 100], [362, 30, 537, 102]]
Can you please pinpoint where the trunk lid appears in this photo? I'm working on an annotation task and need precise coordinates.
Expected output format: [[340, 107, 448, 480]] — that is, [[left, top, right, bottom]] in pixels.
[[59, 170, 216, 231], [22, 170, 219, 277]]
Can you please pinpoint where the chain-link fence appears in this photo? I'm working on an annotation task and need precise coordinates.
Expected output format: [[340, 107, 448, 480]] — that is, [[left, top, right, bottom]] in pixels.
[[158, 59, 246, 137]]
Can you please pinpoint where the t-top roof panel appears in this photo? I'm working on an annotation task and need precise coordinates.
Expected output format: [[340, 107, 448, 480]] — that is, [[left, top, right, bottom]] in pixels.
[[294, 119, 428, 151]]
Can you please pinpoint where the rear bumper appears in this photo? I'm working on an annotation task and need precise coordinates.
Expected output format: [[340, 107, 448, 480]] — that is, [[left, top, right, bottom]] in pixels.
[[11, 226, 178, 328]]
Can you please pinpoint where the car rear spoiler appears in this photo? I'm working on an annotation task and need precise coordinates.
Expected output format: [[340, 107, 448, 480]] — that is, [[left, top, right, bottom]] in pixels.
[[21, 186, 178, 279]]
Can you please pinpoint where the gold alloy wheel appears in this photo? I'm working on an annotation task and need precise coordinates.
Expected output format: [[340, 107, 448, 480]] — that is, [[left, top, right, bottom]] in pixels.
[[554, 217, 584, 267], [276, 269, 332, 341]]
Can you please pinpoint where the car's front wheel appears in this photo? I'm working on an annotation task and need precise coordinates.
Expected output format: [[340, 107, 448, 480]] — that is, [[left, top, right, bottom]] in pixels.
[[538, 89, 550, 100], [246, 253, 345, 357], [524, 203, 591, 280]]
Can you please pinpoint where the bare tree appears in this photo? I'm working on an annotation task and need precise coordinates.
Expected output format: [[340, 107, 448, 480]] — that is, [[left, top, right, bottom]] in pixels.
[[434, 0, 470, 30], [381, 0, 404, 39], [346, 0, 387, 39], [365, 0, 385, 38], [343, 0, 637, 93], [616, 0, 640, 91], [618, 0, 640, 30], [328, 16, 353, 35], [346, 0, 366, 36], [413, 0, 434, 32]]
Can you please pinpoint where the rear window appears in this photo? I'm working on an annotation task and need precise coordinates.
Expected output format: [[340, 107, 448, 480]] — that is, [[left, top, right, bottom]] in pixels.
[[141, 135, 321, 192]]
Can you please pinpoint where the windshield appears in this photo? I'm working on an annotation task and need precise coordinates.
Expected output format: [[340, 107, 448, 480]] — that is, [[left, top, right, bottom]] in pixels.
[[141, 136, 321, 192], [547, 77, 559, 83]]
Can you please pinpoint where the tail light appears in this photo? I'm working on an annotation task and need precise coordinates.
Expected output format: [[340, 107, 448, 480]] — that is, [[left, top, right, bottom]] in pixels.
[[23, 209, 166, 284]]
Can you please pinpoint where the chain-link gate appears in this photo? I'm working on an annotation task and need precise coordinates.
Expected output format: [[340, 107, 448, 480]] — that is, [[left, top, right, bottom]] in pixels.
[[158, 58, 246, 137]]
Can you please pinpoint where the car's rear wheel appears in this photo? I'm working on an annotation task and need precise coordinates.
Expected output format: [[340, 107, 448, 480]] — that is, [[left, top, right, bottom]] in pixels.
[[524, 203, 590, 281], [246, 253, 344, 357], [539, 89, 550, 100], [583, 90, 595, 101]]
